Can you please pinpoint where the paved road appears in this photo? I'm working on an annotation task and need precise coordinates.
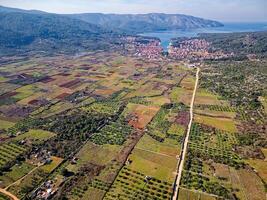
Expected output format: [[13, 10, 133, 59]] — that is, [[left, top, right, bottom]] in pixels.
[[172, 67, 200, 200], [0, 188, 19, 200]]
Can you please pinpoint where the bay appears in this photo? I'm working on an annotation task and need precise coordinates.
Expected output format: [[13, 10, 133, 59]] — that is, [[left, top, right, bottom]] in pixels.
[[140, 22, 267, 50]]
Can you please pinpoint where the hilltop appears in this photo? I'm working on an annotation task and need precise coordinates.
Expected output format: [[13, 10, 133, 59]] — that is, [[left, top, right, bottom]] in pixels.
[[68, 13, 223, 33], [0, 5, 223, 56], [0, 6, 120, 56]]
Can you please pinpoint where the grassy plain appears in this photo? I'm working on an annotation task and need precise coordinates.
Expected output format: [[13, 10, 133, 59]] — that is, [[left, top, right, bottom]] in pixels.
[[67, 142, 121, 173], [0, 119, 15, 130], [178, 188, 217, 200], [0, 162, 35, 188], [13, 129, 56, 142], [194, 114, 238, 132], [246, 159, 267, 183]]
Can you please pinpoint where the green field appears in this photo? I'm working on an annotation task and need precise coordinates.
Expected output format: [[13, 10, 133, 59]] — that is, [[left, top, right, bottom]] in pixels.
[[12, 129, 56, 142], [67, 142, 121, 173], [0, 119, 15, 130], [194, 114, 238, 132]]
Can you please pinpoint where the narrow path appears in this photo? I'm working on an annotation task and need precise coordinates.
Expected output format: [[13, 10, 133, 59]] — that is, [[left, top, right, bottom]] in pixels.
[[0, 188, 19, 200], [0, 163, 43, 200], [135, 147, 175, 158], [172, 67, 200, 200], [5, 163, 43, 190]]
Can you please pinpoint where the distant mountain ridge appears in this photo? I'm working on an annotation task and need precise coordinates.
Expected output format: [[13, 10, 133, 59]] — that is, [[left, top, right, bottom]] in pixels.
[[68, 13, 224, 33], [0, 5, 224, 33], [0, 5, 224, 56], [0, 5, 46, 14]]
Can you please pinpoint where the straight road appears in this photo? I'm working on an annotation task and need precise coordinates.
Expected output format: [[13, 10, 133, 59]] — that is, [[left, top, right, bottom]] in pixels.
[[172, 67, 200, 200]]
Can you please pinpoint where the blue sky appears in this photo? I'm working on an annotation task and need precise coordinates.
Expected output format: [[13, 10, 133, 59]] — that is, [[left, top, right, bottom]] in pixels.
[[1, 0, 266, 22]]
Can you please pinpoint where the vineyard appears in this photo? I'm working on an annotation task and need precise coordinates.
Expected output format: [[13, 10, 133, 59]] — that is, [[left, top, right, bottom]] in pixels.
[[188, 123, 243, 168], [81, 101, 123, 116], [195, 104, 251, 121], [104, 167, 173, 200], [0, 143, 26, 169], [90, 121, 133, 145], [181, 170, 232, 199], [147, 103, 187, 142]]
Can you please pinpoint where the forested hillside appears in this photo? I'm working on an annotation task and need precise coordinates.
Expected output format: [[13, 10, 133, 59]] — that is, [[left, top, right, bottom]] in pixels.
[[69, 13, 223, 33], [0, 10, 120, 56], [200, 31, 267, 57]]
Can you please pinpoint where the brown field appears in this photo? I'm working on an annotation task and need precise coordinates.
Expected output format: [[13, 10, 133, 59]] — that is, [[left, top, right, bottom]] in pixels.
[[213, 163, 231, 182], [67, 142, 121, 173], [194, 88, 230, 106], [237, 169, 266, 200], [124, 79, 164, 99], [39, 76, 55, 83], [0, 91, 18, 100], [125, 103, 160, 129], [178, 187, 217, 200], [46, 87, 73, 100], [146, 96, 171, 106], [246, 159, 267, 183], [16, 92, 44, 105], [55, 92, 71, 100], [194, 109, 236, 119], [43, 75, 72, 86], [261, 148, 267, 158], [59, 79, 81, 88], [94, 88, 117, 97], [180, 76, 195, 90]]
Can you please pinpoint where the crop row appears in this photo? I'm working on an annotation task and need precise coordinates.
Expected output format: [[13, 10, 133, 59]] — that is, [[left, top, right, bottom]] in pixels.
[[195, 104, 251, 121], [82, 101, 123, 116], [181, 170, 233, 199], [104, 167, 173, 200], [190, 123, 238, 150], [0, 143, 26, 168], [196, 104, 238, 112], [90, 121, 133, 145]]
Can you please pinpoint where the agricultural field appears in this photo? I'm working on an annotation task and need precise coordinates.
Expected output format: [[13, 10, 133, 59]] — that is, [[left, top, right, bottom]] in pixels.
[[0, 51, 193, 199], [178, 62, 267, 200], [0, 49, 266, 200], [0, 161, 35, 188], [0, 143, 27, 170], [12, 129, 56, 143]]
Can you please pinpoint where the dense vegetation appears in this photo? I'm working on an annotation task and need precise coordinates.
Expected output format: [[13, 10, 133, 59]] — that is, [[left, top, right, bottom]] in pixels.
[[200, 31, 267, 57], [201, 59, 267, 109], [0, 9, 121, 56]]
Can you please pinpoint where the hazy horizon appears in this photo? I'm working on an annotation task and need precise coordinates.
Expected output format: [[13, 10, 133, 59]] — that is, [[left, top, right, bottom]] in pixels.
[[0, 0, 267, 22]]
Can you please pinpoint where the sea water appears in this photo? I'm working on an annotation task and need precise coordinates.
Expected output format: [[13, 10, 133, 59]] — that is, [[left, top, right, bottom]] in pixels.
[[140, 22, 267, 50]]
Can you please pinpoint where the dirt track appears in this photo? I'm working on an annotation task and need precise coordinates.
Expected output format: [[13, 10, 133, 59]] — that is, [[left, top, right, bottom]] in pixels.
[[0, 188, 19, 200], [172, 67, 200, 200]]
